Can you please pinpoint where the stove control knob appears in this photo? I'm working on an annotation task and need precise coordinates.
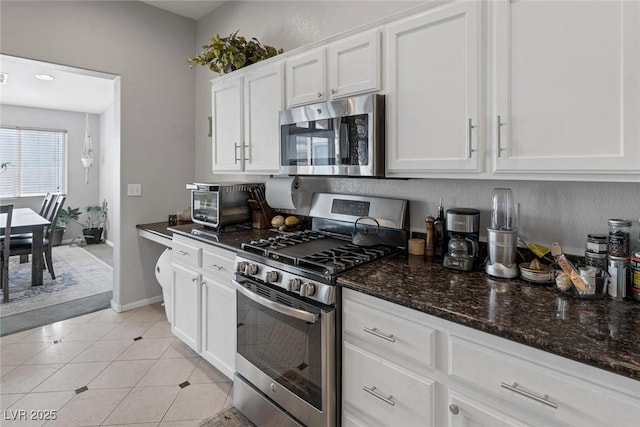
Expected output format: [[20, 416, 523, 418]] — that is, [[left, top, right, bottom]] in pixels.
[[300, 282, 316, 297], [236, 261, 247, 273], [265, 271, 279, 283], [244, 263, 259, 275], [288, 278, 302, 292]]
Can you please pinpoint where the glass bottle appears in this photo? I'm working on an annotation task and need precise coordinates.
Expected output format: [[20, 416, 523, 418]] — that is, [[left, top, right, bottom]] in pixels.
[[433, 197, 446, 259]]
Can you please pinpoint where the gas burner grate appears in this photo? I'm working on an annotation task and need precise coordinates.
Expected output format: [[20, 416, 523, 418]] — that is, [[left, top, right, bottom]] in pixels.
[[241, 230, 327, 257], [298, 243, 398, 275]]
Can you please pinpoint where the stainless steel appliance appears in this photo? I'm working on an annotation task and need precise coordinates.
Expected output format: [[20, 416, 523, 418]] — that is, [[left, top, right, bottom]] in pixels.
[[279, 94, 385, 177], [233, 193, 409, 427], [442, 208, 480, 271], [486, 188, 519, 278], [187, 182, 263, 229]]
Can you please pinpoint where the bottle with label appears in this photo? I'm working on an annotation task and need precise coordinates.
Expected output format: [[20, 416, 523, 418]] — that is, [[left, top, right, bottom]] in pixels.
[[433, 197, 446, 259], [631, 217, 640, 302]]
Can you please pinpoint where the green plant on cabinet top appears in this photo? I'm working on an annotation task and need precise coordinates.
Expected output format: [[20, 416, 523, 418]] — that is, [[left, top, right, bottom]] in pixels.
[[188, 30, 283, 74]]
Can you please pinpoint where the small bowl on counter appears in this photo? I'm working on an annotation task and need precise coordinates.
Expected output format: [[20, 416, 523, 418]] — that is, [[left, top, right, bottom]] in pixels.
[[554, 266, 610, 299], [519, 260, 555, 284]]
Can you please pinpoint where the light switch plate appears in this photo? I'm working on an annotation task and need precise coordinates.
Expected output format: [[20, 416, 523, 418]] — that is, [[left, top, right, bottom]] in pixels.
[[127, 183, 142, 197]]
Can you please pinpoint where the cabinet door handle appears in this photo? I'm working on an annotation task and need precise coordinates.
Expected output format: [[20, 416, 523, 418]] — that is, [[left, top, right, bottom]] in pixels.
[[192, 277, 198, 283], [496, 115, 506, 158], [234, 143, 241, 164], [468, 118, 477, 158], [363, 385, 395, 406], [449, 404, 459, 415], [329, 89, 335, 95], [363, 326, 396, 343], [500, 382, 558, 409], [243, 143, 250, 162], [208, 264, 223, 271], [176, 250, 189, 256], [317, 91, 323, 98]]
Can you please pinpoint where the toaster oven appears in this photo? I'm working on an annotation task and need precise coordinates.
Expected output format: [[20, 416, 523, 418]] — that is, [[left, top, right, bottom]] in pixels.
[[187, 183, 262, 229]]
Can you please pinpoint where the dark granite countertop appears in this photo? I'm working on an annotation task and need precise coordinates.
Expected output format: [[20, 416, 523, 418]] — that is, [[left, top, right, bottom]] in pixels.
[[137, 221, 275, 252], [337, 254, 640, 382], [137, 222, 640, 381]]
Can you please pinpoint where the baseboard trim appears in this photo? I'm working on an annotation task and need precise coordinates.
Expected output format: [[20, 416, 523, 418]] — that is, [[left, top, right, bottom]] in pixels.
[[111, 294, 164, 312]]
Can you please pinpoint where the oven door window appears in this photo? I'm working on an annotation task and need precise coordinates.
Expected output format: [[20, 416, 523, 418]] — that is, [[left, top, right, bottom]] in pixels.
[[237, 290, 323, 410], [192, 191, 218, 224], [281, 114, 370, 167]]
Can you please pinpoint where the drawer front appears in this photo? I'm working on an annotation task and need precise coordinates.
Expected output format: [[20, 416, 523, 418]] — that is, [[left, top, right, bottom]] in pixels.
[[342, 293, 436, 372], [342, 342, 435, 427], [202, 248, 234, 284], [172, 239, 202, 269], [449, 335, 640, 427]]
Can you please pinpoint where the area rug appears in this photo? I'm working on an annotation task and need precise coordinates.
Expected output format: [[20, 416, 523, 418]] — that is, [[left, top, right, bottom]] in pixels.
[[0, 245, 113, 318]]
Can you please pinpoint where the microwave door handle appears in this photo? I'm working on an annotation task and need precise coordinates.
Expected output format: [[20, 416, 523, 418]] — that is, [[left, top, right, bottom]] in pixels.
[[233, 280, 320, 323], [339, 118, 349, 164]]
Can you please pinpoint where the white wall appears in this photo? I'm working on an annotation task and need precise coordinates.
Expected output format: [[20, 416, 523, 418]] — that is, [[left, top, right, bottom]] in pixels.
[[1, 1, 196, 308], [195, 1, 640, 255], [0, 105, 102, 241]]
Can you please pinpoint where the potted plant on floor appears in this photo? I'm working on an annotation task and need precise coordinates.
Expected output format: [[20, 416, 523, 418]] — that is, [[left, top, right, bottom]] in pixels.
[[83, 200, 107, 245], [51, 206, 81, 246]]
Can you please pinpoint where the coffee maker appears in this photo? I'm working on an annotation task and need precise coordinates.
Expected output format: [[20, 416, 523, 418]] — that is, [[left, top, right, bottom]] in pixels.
[[443, 208, 480, 271], [485, 188, 519, 278]]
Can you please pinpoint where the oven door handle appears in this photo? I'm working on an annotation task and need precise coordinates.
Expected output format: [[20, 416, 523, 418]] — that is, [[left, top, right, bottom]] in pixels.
[[233, 280, 320, 323]]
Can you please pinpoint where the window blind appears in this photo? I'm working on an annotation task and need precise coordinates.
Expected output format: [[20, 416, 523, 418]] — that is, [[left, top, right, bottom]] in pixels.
[[0, 126, 67, 198]]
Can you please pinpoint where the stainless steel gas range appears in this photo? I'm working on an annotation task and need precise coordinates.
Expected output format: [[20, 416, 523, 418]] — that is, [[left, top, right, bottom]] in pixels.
[[233, 193, 409, 427]]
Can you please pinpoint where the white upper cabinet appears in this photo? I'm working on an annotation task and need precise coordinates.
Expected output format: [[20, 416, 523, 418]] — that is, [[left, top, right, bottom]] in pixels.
[[386, 1, 481, 176], [286, 48, 326, 107], [211, 61, 283, 175], [286, 30, 381, 107], [492, 0, 640, 177], [211, 76, 243, 173], [243, 63, 283, 174], [327, 30, 381, 99]]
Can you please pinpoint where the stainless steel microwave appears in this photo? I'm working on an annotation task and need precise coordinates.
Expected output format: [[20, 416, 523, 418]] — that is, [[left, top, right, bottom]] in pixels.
[[279, 93, 385, 177]]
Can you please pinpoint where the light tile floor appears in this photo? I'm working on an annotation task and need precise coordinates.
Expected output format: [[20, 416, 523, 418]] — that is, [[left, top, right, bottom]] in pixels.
[[0, 303, 233, 426]]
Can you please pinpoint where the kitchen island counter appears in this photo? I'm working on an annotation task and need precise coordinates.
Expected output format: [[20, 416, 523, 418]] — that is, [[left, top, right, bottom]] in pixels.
[[337, 254, 640, 382]]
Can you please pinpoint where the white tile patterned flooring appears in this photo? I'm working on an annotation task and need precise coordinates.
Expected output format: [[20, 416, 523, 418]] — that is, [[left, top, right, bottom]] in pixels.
[[0, 303, 233, 426]]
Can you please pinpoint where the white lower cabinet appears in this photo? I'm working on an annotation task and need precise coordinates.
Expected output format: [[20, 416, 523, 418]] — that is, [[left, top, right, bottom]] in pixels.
[[171, 263, 201, 352], [201, 274, 235, 379], [342, 341, 435, 427], [171, 234, 236, 379], [342, 288, 640, 427], [448, 391, 533, 427]]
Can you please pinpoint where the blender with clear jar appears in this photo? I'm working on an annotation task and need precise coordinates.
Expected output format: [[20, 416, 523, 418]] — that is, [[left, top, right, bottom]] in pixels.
[[485, 188, 520, 278]]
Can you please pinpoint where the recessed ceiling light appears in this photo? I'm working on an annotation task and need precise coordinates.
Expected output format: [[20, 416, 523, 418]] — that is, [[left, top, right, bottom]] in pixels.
[[0, 72, 7, 85], [35, 74, 55, 81]]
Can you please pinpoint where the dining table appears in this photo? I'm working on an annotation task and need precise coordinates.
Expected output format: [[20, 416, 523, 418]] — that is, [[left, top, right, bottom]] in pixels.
[[0, 208, 51, 287]]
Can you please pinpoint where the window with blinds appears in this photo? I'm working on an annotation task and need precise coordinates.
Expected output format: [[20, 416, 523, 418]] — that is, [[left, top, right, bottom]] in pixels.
[[0, 126, 67, 198]]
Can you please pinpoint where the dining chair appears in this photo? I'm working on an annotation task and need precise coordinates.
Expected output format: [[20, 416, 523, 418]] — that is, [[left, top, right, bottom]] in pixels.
[[10, 195, 66, 280], [1, 204, 13, 303], [15, 193, 56, 264]]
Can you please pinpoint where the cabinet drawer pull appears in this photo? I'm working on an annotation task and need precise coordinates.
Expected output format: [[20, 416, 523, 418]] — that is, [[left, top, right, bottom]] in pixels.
[[496, 115, 506, 158], [208, 264, 223, 271], [449, 404, 459, 415], [329, 89, 335, 95], [176, 250, 189, 256], [468, 118, 476, 158], [500, 382, 558, 409], [317, 91, 323, 98], [363, 326, 396, 342], [363, 385, 395, 406]]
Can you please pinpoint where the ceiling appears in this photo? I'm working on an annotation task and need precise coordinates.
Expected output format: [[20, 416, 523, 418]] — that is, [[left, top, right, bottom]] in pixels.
[[140, 0, 226, 20], [0, 55, 117, 114], [0, 2, 226, 114]]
